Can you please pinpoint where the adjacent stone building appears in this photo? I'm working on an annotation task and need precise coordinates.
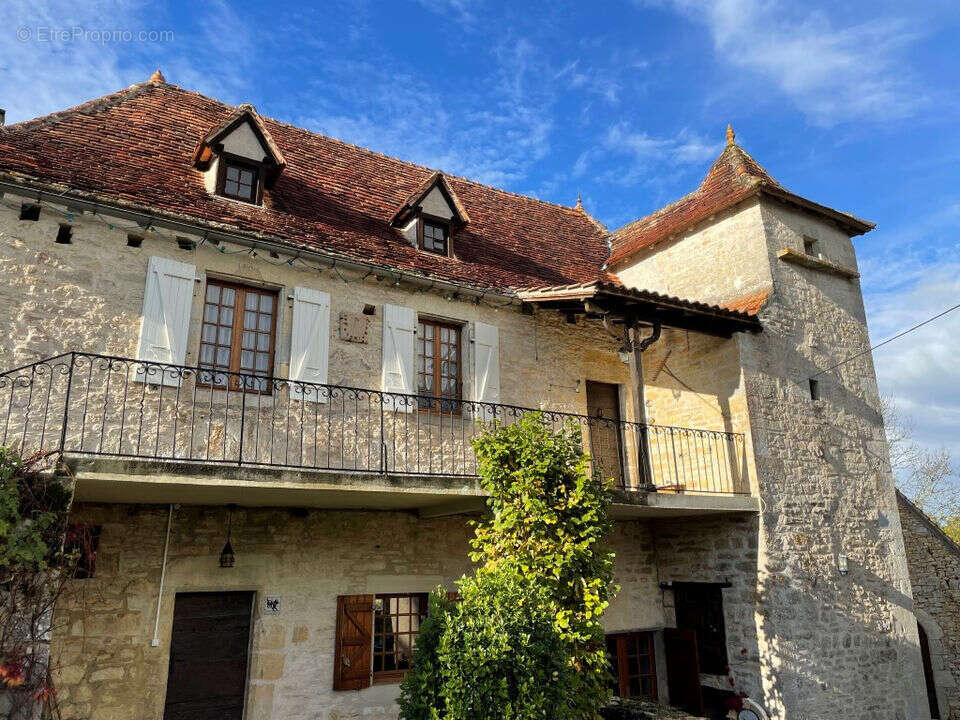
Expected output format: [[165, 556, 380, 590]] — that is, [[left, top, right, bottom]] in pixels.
[[0, 74, 935, 719], [899, 491, 960, 719]]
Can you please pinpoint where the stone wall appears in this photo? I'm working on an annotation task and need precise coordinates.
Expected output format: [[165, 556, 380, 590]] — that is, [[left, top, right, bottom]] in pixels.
[[52, 503, 673, 720], [0, 194, 754, 492], [898, 492, 960, 719], [615, 196, 930, 719], [735, 201, 928, 719]]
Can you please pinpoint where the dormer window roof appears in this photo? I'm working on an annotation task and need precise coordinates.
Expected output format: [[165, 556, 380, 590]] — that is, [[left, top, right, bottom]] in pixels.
[[390, 172, 469, 257], [192, 104, 286, 204]]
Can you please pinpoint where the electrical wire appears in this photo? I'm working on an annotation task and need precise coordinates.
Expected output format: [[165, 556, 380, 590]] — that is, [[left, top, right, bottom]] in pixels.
[[811, 301, 960, 378]]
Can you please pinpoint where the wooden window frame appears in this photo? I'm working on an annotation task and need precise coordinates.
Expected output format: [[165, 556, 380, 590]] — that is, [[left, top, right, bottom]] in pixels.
[[607, 631, 658, 700], [673, 583, 729, 675], [416, 317, 463, 413], [371, 592, 429, 684], [216, 153, 264, 204], [416, 213, 452, 257], [198, 279, 278, 394]]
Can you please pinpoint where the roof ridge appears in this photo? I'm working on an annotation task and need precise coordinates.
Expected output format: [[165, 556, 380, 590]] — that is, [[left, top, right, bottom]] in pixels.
[[1, 81, 158, 134], [3, 79, 596, 222], [248, 98, 588, 217]]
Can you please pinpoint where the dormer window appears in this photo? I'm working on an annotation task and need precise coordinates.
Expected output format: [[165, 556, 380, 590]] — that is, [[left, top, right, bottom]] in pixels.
[[390, 171, 470, 258], [218, 156, 261, 203], [419, 217, 449, 255], [192, 103, 286, 208]]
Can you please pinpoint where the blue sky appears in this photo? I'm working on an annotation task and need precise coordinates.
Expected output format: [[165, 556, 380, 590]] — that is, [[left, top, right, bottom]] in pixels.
[[1, 0, 958, 462]]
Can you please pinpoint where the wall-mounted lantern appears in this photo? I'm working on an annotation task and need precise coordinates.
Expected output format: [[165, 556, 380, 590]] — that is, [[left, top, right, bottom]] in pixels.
[[219, 505, 236, 568]]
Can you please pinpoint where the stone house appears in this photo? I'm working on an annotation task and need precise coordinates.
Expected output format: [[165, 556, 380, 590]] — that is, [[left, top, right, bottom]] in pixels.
[[0, 73, 936, 719], [898, 490, 960, 719]]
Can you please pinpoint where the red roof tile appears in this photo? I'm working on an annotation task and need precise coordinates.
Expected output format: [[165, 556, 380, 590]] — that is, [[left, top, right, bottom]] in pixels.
[[607, 142, 874, 267], [0, 81, 609, 292], [722, 289, 771, 316]]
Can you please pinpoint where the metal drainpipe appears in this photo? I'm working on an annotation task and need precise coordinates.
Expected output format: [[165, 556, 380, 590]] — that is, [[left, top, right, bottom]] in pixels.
[[151, 503, 175, 647], [630, 321, 661, 491]]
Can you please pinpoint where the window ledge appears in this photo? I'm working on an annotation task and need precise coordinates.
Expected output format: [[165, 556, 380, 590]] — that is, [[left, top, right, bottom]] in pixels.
[[778, 247, 859, 279]]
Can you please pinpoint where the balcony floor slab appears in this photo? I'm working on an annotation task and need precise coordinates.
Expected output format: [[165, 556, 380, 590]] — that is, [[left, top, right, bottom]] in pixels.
[[62, 454, 759, 518]]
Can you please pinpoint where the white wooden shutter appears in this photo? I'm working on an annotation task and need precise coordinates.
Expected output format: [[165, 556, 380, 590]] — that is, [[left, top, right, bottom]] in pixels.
[[289, 287, 331, 402], [134, 256, 196, 386], [381, 304, 416, 412], [472, 322, 500, 421]]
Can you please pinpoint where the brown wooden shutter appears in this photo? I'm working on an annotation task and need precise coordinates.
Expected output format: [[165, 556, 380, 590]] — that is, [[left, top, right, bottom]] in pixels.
[[663, 627, 703, 716], [333, 595, 373, 691]]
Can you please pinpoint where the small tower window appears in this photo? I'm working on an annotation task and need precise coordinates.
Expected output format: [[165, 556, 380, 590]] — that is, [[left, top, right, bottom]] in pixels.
[[419, 217, 449, 256], [217, 157, 261, 203], [803, 236, 820, 256], [55, 224, 73, 244], [19, 203, 40, 221], [809, 378, 820, 401]]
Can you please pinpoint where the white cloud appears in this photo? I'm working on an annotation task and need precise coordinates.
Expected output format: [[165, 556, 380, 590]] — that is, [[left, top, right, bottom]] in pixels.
[[296, 36, 558, 189], [866, 257, 960, 464], [0, 0, 263, 123], [641, 0, 928, 124]]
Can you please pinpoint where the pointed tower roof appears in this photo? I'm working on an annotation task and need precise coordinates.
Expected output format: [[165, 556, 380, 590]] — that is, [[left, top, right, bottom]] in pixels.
[[607, 127, 873, 266]]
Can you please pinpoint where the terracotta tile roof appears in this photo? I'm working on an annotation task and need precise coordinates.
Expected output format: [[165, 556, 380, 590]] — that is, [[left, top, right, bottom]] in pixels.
[[516, 280, 762, 332], [0, 81, 609, 293], [608, 142, 874, 267], [721, 288, 770, 316]]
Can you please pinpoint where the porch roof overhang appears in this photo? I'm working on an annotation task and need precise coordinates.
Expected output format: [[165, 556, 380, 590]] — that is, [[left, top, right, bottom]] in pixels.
[[516, 280, 762, 338]]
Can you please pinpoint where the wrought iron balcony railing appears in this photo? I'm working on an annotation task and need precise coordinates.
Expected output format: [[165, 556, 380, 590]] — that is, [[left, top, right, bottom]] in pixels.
[[0, 353, 749, 495]]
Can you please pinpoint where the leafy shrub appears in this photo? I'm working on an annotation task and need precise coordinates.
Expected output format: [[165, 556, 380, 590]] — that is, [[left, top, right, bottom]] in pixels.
[[439, 566, 576, 720], [399, 414, 616, 720]]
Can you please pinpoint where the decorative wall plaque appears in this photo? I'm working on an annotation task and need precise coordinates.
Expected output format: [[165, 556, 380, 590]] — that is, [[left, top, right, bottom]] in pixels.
[[339, 312, 369, 343]]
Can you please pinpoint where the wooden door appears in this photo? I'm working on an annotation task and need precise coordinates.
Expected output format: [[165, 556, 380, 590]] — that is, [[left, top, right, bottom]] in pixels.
[[663, 627, 703, 716], [163, 592, 254, 720], [586, 381, 624, 484]]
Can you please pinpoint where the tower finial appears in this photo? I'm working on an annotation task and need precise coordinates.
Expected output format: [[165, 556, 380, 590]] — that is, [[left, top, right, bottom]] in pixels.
[[149, 68, 166, 84], [726, 124, 735, 146], [575, 191, 583, 211]]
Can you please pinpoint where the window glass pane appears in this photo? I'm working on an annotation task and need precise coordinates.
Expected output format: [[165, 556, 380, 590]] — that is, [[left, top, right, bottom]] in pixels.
[[224, 180, 239, 196], [200, 345, 214, 363], [204, 304, 218, 323], [226, 165, 239, 181], [242, 331, 256, 350], [260, 294, 273, 312], [239, 168, 254, 184], [219, 307, 233, 326], [218, 327, 232, 345], [221, 288, 236, 305], [240, 350, 254, 369], [246, 293, 259, 310], [216, 348, 230, 366], [255, 353, 270, 371], [258, 314, 272, 332], [244, 311, 257, 329], [257, 333, 270, 351], [206, 285, 220, 302], [202, 323, 216, 343]]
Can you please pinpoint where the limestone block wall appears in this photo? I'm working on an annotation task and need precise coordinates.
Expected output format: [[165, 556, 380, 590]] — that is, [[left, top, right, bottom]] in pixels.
[[735, 201, 928, 719], [0, 196, 755, 491], [612, 197, 772, 307], [51, 503, 667, 720], [898, 492, 960, 719], [614, 196, 930, 718], [0, 194, 630, 417]]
